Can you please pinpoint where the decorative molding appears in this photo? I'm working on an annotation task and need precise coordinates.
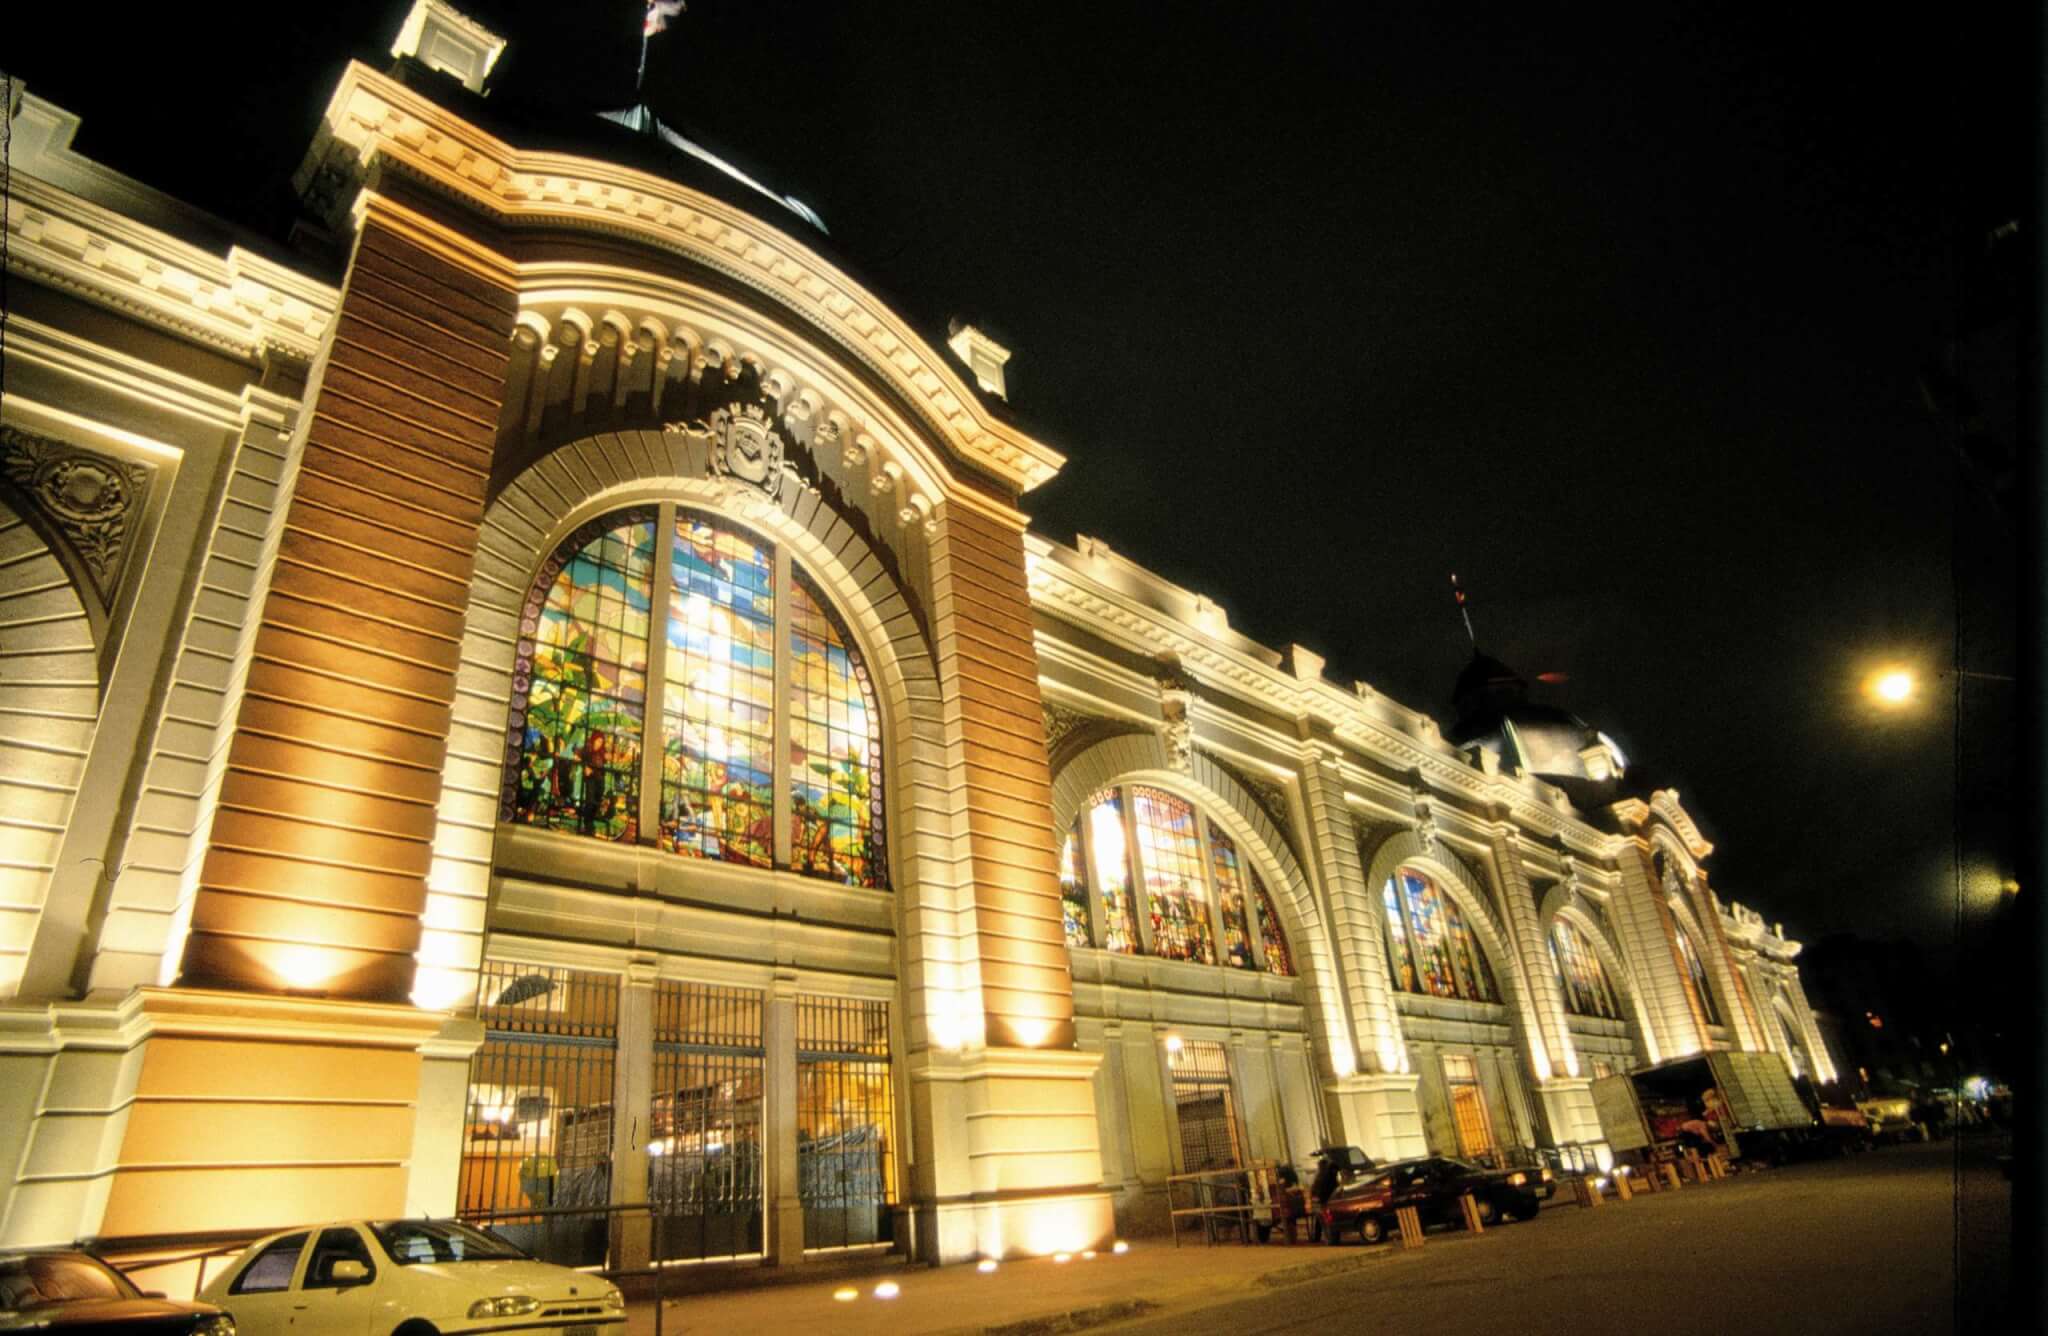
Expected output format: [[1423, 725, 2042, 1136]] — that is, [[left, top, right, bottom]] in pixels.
[[0, 426, 153, 606], [4, 169, 334, 363], [1207, 754, 1292, 838], [296, 61, 1064, 495], [1040, 700, 1144, 775]]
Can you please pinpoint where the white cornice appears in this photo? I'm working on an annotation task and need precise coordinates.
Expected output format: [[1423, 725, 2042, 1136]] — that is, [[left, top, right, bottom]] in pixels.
[[4, 171, 335, 364], [298, 61, 1064, 495], [1026, 538, 1625, 853]]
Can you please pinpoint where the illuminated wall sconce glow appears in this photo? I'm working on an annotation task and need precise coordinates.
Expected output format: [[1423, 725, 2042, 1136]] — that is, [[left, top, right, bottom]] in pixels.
[[1161, 1033, 1184, 1056]]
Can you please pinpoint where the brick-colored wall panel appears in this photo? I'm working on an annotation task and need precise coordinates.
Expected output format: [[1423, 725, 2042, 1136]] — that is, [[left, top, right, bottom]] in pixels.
[[180, 210, 517, 1001]]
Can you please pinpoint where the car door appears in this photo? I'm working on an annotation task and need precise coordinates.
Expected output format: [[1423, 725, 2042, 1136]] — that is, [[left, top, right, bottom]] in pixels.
[[220, 1232, 310, 1336], [291, 1226, 382, 1336]]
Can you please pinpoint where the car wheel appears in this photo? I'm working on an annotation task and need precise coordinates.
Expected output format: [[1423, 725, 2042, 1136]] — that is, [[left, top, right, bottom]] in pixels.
[[393, 1321, 440, 1336], [1358, 1215, 1387, 1245], [1474, 1195, 1499, 1226]]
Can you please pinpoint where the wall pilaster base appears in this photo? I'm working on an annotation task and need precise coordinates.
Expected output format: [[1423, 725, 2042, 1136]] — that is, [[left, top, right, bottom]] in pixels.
[[1325, 1071, 1427, 1161], [906, 1045, 1115, 1262], [1534, 1077, 1608, 1156]]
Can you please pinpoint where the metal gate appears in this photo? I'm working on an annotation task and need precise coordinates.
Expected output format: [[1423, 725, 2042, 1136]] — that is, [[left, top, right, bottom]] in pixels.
[[458, 962, 619, 1267], [796, 995, 896, 1250], [1169, 1040, 1244, 1173], [649, 980, 765, 1261]]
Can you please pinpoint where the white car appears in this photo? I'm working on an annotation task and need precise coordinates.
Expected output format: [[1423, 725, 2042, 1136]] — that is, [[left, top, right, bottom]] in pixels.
[[199, 1220, 624, 1336]]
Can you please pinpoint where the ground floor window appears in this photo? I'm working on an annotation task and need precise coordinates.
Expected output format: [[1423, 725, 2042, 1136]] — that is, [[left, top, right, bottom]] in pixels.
[[650, 981, 765, 1261], [797, 995, 897, 1249], [458, 963, 620, 1267], [1168, 1040, 1244, 1173], [1442, 1053, 1496, 1160]]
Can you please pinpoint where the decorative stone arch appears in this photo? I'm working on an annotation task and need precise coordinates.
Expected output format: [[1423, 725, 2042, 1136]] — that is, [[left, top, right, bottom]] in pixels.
[[1361, 828, 1553, 1079], [418, 428, 963, 1026], [1048, 733, 1360, 1079], [0, 489, 102, 1000], [1536, 884, 1664, 1066]]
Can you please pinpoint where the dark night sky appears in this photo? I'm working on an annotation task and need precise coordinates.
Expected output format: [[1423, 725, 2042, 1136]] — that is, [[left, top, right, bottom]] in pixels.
[[8, 3, 2023, 950]]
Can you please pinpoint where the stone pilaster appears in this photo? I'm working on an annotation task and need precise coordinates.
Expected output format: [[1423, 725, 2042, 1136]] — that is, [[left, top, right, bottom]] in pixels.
[[175, 196, 518, 1003], [1610, 842, 1704, 1059], [1485, 827, 1572, 1083]]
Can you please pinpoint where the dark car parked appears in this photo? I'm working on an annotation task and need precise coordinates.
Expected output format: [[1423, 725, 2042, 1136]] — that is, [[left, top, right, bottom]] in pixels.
[[0, 1251, 234, 1334], [1319, 1155, 1552, 1244]]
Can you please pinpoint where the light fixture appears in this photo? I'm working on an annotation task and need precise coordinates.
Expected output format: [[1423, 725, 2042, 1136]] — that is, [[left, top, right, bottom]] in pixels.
[[977, 1259, 998, 1274], [1112, 1240, 1129, 1254], [1863, 666, 1916, 707], [1162, 1033, 1184, 1056], [1053, 1252, 1072, 1264], [873, 1282, 900, 1300], [832, 1288, 857, 1302]]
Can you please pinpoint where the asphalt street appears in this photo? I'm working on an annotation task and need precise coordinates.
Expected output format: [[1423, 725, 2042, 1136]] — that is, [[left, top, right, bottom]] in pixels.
[[1104, 1137, 2012, 1336]]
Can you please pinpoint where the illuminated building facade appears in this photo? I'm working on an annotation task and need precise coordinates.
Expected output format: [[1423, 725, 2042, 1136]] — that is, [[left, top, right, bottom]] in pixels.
[[0, 4, 1833, 1268]]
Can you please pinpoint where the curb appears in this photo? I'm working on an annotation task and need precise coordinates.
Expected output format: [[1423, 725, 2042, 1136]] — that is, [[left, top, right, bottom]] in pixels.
[[1250, 1246, 1400, 1289], [979, 1297, 1161, 1335]]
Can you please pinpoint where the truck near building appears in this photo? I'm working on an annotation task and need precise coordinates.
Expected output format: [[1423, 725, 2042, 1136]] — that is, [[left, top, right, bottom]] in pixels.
[[1591, 1051, 1817, 1163]]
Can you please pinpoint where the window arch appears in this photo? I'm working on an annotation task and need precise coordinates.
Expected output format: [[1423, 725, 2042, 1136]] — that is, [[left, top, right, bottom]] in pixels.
[[1547, 919, 1622, 1020], [1672, 919, 1722, 1027], [1057, 784, 1293, 976], [1380, 869, 1499, 1002], [505, 504, 887, 888]]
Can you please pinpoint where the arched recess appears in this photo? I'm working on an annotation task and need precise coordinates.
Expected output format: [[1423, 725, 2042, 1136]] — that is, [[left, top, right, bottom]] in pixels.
[[0, 490, 101, 1000], [1769, 991, 1816, 1077], [1536, 884, 1664, 1067], [1361, 828, 1553, 1081], [1049, 733, 1364, 1080], [419, 428, 966, 1039], [1660, 884, 1731, 1036]]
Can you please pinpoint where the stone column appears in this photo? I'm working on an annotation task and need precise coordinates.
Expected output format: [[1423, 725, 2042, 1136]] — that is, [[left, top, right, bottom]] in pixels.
[[610, 962, 656, 1269], [173, 194, 519, 1003], [1487, 828, 1601, 1146], [763, 974, 804, 1266], [1692, 883, 1767, 1051], [1293, 743, 1423, 1158], [1609, 841, 1705, 1058]]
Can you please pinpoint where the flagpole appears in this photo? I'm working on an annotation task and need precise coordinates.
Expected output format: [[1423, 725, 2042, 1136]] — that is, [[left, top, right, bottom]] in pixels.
[[1451, 573, 1477, 647]]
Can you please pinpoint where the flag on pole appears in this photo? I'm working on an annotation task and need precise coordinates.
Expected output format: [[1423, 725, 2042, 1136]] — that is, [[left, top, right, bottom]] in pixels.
[[645, 1, 686, 37], [1450, 572, 1476, 646]]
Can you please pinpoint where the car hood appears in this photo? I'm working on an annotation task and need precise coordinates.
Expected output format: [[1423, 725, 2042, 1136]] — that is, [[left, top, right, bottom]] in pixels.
[[0, 1297, 218, 1331], [398, 1258, 598, 1299]]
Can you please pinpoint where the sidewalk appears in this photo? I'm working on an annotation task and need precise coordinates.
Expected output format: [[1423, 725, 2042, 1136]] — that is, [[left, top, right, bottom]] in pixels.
[[624, 1235, 1400, 1336]]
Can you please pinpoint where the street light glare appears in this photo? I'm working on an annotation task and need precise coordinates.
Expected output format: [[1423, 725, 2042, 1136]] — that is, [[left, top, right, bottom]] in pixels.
[[1868, 668, 1914, 706]]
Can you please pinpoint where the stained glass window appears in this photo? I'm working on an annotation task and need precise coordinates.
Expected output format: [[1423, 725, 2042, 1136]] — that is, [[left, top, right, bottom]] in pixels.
[[1206, 823, 1256, 969], [1130, 786, 1216, 964], [1059, 785, 1293, 974], [507, 512, 654, 841], [1548, 920, 1621, 1020], [789, 570, 885, 887], [660, 513, 776, 868], [1381, 880, 1418, 993], [508, 504, 885, 887], [1674, 920, 1722, 1026], [1058, 817, 1090, 949], [1087, 789, 1139, 954], [1384, 870, 1499, 1003], [1251, 871, 1292, 976]]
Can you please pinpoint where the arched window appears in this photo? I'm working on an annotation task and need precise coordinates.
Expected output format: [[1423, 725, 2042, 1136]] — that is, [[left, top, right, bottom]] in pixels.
[[1672, 919, 1722, 1027], [505, 505, 886, 888], [1059, 784, 1293, 976], [1547, 919, 1622, 1020], [1380, 869, 1499, 1002]]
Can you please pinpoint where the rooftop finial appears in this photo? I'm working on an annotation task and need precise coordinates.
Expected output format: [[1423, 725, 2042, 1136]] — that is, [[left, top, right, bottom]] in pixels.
[[1450, 572, 1477, 648]]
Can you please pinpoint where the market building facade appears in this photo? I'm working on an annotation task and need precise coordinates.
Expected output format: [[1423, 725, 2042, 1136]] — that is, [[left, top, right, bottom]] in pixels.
[[0, 4, 1834, 1273]]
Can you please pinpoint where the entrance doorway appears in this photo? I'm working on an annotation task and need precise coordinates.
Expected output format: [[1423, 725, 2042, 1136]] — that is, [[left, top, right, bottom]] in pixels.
[[1443, 1054, 1496, 1160], [1169, 1040, 1244, 1172]]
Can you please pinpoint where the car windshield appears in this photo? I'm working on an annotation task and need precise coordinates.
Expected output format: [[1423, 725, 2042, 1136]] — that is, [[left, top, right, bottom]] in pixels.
[[1333, 1173, 1391, 1198], [0, 1255, 135, 1311], [371, 1221, 528, 1266]]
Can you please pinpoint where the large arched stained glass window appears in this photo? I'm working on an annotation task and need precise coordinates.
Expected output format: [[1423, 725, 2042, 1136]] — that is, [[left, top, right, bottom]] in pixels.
[[1064, 784, 1293, 975], [1673, 919, 1722, 1027], [508, 511, 655, 841], [506, 504, 886, 888], [1547, 919, 1622, 1020], [1380, 870, 1499, 1003]]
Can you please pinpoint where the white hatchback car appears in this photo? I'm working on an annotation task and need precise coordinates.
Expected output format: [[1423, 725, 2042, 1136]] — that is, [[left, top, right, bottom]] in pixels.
[[200, 1220, 624, 1336]]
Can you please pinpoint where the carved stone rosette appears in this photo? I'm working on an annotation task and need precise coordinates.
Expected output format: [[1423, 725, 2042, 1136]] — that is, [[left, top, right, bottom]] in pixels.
[[0, 426, 154, 606]]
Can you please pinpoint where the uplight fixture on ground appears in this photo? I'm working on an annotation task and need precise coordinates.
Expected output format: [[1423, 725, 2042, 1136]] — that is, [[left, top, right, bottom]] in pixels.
[[977, 1259, 998, 1273], [1112, 1240, 1129, 1254], [832, 1288, 857, 1302], [873, 1281, 900, 1300]]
